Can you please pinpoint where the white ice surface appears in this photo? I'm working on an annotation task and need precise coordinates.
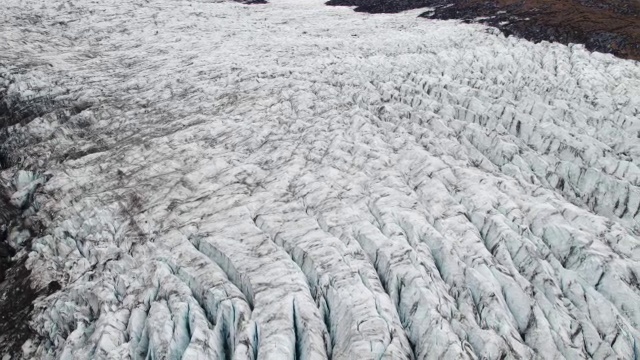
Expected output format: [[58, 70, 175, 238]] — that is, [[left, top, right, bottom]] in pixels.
[[1, 0, 640, 358]]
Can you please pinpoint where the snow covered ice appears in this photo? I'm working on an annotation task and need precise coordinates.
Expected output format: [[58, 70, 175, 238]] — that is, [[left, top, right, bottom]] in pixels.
[[1, 0, 640, 358]]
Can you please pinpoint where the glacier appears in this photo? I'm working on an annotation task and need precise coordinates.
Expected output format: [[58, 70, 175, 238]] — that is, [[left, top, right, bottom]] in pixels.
[[1, 0, 640, 358]]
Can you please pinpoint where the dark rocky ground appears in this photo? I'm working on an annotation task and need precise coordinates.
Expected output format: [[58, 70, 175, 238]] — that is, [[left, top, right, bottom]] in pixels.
[[0, 180, 40, 358], [0, 247, 61, 358], [0, 78, 60, 359], [327, 0, 640, 61]]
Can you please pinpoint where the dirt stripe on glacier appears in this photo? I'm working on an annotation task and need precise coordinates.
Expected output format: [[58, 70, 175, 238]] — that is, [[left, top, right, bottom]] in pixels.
[[0, 73, 61, 358], [0, 255, 61, 357]]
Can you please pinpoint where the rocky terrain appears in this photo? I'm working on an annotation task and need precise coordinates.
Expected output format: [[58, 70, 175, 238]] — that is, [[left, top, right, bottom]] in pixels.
[[328, 0, 640, 60], [1, 0, 640, 358]]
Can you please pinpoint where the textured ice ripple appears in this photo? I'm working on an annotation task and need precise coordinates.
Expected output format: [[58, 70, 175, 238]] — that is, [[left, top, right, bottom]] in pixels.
[[1, 0, 640, 358]]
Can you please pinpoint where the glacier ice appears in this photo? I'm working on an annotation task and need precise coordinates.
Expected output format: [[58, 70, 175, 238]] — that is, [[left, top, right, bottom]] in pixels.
[[1, 0, 640, 358]]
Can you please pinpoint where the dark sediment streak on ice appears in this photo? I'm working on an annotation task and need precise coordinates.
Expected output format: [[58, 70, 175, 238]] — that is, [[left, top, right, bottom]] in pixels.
[[0, 69, 61, 358]]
